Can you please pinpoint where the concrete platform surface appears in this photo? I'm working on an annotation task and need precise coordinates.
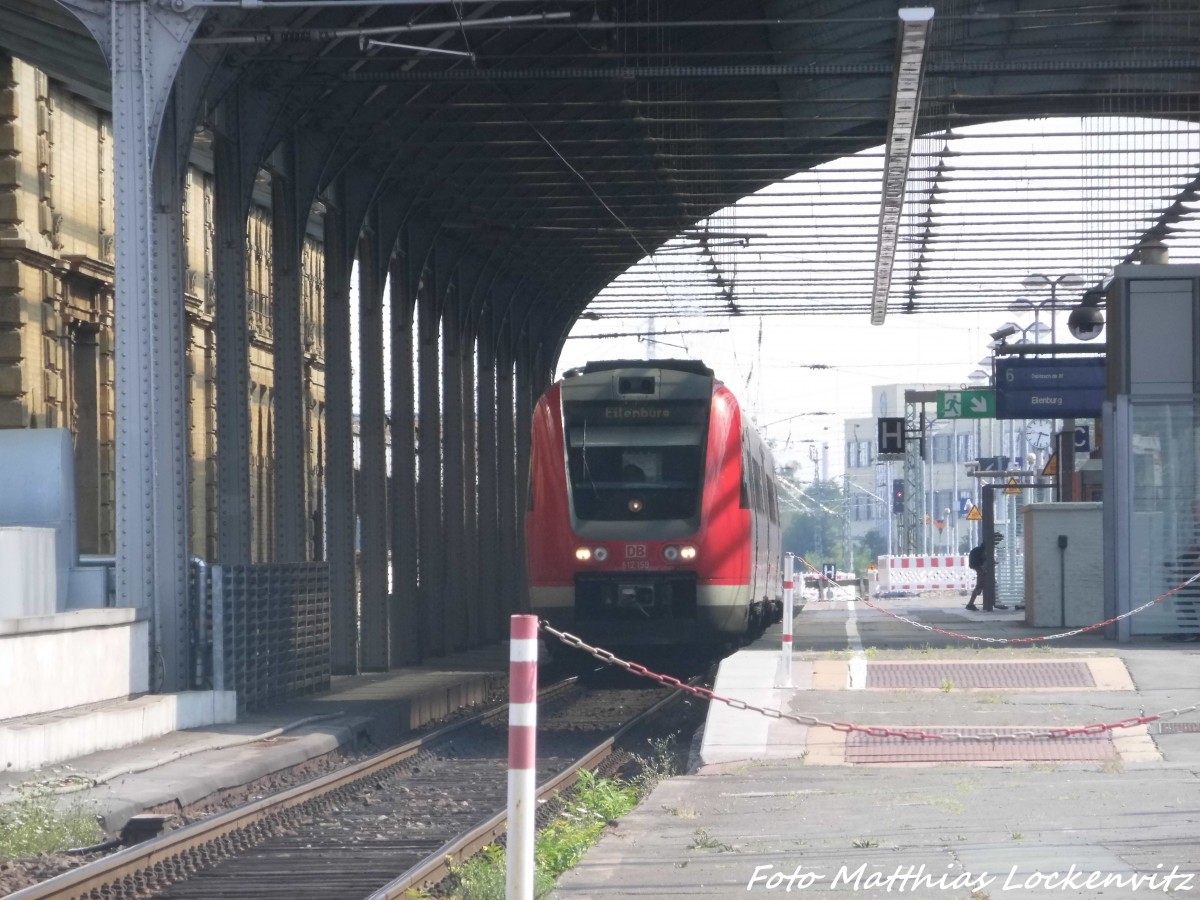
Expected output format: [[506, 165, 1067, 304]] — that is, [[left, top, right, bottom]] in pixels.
[[550, 592, 1200, 899], [0, 644, 508, 832]]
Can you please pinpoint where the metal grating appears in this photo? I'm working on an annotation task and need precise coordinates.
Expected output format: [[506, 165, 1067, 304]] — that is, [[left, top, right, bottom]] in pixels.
[[211, 562, 332, 711], [866, 661, 1095, 690], [846, 727, 1113, 764]]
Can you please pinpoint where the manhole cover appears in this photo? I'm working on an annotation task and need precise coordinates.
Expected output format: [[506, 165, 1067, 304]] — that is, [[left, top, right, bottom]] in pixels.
[[866, 661, 1095, 689], [845, 726, 1113, 764]]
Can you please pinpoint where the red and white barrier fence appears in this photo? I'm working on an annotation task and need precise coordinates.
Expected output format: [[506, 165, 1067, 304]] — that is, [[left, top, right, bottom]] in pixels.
[[870, 555, 973, 596], [775, 553, 795, 688], [506, 615, 538, 900]]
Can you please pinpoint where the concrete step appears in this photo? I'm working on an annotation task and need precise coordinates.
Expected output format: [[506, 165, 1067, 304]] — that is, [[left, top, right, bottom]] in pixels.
[[0, 690, 236, 772]]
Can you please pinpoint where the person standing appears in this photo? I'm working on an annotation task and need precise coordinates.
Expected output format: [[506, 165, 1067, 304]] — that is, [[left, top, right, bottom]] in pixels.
[[966, 532, 1008, 611]]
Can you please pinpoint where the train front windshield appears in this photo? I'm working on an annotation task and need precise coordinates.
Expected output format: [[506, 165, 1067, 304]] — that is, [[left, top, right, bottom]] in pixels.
[[562, 399, 709, 522]]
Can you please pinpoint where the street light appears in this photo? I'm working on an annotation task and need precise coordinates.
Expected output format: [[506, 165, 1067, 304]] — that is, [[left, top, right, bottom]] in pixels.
[[1021, 273, 1087, 346], [1009, 297, 1049, 335]]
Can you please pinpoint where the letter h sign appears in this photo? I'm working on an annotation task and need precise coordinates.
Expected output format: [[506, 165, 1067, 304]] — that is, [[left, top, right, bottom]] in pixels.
[[877, 417, 906, 457]]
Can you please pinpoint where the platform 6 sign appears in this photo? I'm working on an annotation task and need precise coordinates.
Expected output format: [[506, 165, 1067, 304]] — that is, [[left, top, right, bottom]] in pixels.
[[995, 358, 1106, 419]]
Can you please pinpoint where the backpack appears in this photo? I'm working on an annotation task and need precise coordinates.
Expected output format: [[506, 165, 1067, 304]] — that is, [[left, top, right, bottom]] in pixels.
[[968, 545, 985, 570]]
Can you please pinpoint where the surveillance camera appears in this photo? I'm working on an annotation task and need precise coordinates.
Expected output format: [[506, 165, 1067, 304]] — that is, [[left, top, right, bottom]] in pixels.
[[990, 324, 1019, 342], [1067, 305, 1104, 341]]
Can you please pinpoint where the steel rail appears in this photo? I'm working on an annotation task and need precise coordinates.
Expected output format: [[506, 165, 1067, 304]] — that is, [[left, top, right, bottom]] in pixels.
[[366, 680, 690, 899], [6, 678, 583, 900]]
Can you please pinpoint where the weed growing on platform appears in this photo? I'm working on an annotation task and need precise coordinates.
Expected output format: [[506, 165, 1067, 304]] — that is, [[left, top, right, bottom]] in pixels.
[[0, 784, 101, 857], [449, 769, 641, 899], [852, 837, 880, 848], [631, 735, 679, 791], [688, 828, 733, 851], [940, 678, 955, 692]]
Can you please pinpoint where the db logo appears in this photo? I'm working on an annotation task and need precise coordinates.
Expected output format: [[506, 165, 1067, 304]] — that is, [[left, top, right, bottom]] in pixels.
[[625, 544, 647, 559]]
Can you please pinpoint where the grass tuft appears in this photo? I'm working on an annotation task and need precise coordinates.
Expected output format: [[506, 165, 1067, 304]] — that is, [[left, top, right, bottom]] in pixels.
[[0, 783, 103, 857], [447, 736, 680, 899]]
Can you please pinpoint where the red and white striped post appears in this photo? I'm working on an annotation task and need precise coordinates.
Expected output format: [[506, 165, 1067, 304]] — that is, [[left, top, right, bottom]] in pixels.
[[774, 553, 794, 688], [506, 615, 538, 900]]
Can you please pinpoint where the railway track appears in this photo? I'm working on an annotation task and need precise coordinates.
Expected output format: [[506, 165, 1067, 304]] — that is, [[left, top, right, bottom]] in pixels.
[[11, 675, 695, 900]]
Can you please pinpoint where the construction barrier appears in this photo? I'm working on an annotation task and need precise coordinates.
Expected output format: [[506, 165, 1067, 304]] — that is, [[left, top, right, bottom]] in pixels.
[[870, 555, 973, 597]]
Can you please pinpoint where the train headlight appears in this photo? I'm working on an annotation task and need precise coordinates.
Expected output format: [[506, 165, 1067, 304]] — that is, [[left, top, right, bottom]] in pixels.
[[593, 546, 609, 562], [663, 546, 679, 561], [575, 547, 592, 562], [679, 545, 697, 560], [628, 497, 644, 513]]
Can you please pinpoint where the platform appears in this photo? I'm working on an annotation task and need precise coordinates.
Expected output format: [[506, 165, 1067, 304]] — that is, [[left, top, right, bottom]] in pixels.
[[548, 591, 1200, 899], [0, 644, 509, 833]]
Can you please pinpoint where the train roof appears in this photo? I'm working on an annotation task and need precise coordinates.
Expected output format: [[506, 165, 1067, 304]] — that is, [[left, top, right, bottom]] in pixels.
[[562, 359, 714, 379]]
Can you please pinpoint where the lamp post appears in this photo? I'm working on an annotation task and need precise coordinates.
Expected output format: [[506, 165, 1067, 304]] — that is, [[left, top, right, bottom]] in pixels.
[[1021, 273, 1086, 347]]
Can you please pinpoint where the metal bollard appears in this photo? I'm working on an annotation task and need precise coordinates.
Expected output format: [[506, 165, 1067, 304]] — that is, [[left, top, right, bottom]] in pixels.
[[506, 615, 538, 900], [775, 554, 794, 688]]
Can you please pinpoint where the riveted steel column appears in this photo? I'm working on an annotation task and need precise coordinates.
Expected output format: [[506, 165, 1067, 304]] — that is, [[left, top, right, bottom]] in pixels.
[[324, 203, 359, 673], [212, 118, 252, 565], [271, 142, 306, 562], [358, 229, 390, 670], [462, 329, 481, 647], [515, 341, 545, 612], [417, 279, 444, 657], [388, 251, 419, 664], [476, 326, 500, 642], [92, 0, 199, 690], [146, 110, 192, 690], [513, 345, 532, 614], [494, 338, 518, 619], [442, 291, 467, 652]]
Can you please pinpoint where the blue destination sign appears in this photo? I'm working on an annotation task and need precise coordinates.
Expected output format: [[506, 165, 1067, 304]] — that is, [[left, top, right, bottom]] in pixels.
[[998, 357, 1105, 389], [996, 358, 1107, 420]]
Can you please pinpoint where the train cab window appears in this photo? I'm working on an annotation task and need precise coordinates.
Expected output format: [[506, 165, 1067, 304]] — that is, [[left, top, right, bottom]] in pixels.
[[563, 402, 708, 522]]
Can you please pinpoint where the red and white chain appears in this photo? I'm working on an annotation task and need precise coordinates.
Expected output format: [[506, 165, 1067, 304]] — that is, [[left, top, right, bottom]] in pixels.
[[538, 621, 1199, 742]]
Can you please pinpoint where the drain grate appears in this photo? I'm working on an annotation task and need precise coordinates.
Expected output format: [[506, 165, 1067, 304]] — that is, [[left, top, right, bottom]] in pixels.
[[1150, 722, 1200, 734], [866, 661, 1095, 690], [845, 726, 1113, 764]]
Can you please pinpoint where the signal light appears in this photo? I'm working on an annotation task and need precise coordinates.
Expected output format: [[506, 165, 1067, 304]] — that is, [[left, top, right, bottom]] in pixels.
[[892, 478, 905, 514]]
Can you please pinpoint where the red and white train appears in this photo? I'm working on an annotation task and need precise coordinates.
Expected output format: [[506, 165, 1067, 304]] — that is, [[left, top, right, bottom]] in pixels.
[[526, 360, 782, 652]]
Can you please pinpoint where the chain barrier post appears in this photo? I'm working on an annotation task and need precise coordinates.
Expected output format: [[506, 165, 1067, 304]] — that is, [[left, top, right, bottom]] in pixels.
[[506, 615, 538, 900], [775, 553, 795, 688]]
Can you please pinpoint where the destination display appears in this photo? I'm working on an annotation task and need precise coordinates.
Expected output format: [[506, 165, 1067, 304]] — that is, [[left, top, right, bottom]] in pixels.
[[995, 358, 1106, 419]]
